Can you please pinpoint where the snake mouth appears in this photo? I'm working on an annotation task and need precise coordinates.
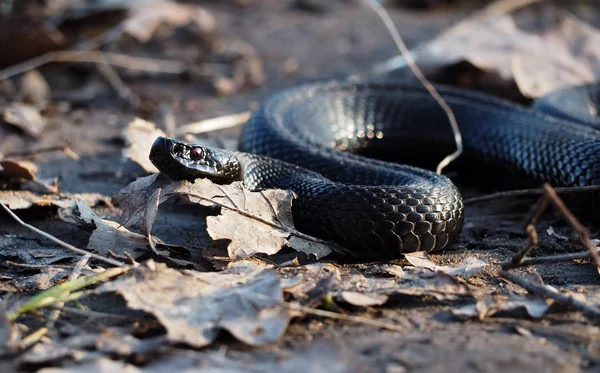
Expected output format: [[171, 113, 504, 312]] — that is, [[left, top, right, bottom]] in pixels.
[[149, 136, 223, 181]]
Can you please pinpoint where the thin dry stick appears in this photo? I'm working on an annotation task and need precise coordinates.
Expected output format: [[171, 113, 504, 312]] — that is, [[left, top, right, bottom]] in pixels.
[[507, 184, 600, 269], [463, 185, 600, 205], [283, 301, 404, 332], [362, 0, 462, 174], [500, 270, 600, 318], [95, 56, 140, 108], [175, 112, 252, 136], [0, 50, 186, 81], [185, 192, 352, 255], [503, 248, 600, 270], [0, 202, 124, 267], [542, 184, 600, 267], [5, 144, 79, 160]]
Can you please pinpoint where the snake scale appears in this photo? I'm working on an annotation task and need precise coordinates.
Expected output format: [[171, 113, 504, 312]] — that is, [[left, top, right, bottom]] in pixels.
[[149, 80, 600, 258]]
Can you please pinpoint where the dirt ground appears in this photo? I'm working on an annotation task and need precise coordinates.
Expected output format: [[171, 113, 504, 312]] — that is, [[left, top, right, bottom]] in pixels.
[[1, 1, 600, 372]]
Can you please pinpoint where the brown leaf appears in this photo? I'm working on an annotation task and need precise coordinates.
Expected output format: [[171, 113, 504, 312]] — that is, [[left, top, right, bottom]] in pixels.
[[403, 252, 486, 279], [340, 291, 388, 307], [453, 294, 552, 320], [124, 1, 215, 43], [59, 199, 149, 258], [36, 357, 140, 373], [3, 103, 47, 137], [0, 190, 68, 210], [121, 118, 166, 173], [20, 70, 51, 108], [114, 175, 335, 260], [97, 260, 290, 347], [0, 159, 59, 194], [417, 11, 600, 97]]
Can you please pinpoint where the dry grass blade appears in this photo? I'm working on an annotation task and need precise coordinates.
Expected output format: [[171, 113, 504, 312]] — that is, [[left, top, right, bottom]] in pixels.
[[0, 202, 125, 267], [362, 0, 462, 174], [0, 50, 186, 81]]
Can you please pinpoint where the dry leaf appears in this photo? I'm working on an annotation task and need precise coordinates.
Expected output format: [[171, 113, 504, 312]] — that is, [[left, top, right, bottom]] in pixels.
[[121, 118, 166, 173], [403, 252, 486, 279], [3, 103, 47, 137], [20, 70, 51, 108], [124, 1, 215, 43], [453, 294, 552, 320], [0, 159, 59, 194], [0, 190, 69, 210], [113, 175, 336, 260], [59, 199, 149, 258], [415, 11, 600, 97], [340, 291, 388, 307], [37, 358, 139, 373], [97, 260, 290, 347]]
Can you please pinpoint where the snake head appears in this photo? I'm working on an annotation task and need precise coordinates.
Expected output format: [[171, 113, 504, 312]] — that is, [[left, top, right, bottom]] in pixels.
[[149, 136, 241, 182]]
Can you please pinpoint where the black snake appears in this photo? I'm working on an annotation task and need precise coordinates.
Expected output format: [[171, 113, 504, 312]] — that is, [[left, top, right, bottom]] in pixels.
[[149, 80, 600, 258]]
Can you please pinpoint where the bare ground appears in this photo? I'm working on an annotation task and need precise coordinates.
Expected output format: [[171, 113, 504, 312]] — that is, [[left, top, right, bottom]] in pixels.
[[1, 1, 600, 372]]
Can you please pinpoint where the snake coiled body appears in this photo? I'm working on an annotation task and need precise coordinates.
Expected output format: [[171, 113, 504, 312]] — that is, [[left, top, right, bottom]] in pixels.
[[150, 80, 600, 258]]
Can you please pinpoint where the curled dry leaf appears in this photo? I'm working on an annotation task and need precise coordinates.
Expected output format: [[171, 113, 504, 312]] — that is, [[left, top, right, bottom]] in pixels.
[[121, 118, 166, 173], [408, 11, 600, 97], [3, 103, 47, 137], [0, 159, 58, 194], [97, 260, 290, 347], [403, 251, 486, 279], [58, 198, 149, 258], [453, 294, 552, 320], [113, 174, 336, 260]]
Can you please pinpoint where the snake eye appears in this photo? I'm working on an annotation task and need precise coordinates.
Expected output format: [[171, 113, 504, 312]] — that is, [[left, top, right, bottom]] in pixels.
[[190, 147, 204, 160]]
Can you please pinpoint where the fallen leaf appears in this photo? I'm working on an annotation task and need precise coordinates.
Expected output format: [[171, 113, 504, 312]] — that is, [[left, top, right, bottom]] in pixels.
[[393, 10, 600, 98], [97, 260, 290, 347], [453, 294, 552, 320], [0, 190, 69, 210], [121, 118, 166, 173], [20, 70, 51, 109], [37, 357, 139, 373], [113, 175, 336, 260], [0, 159, 58, 193], [340, 291, 388, 307], [3, 103, 47, 137], [403, 252, 486, 279], [124, 1, 215, 43], [58, 198, 149, 258]]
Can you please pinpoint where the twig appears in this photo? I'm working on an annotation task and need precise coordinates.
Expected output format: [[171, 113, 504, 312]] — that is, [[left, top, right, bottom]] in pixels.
[[362, 0, 462, 174], [0, 50, 186, 81], [508, 184, 600, 270], [502, 248, 600, 270], [175, 112, 252, 136], [5, 144, 80, 161], [463, 185, 600, 205], [500, 271, 600, 318], [282, 301, 404, 332], [0, 202, 124, 267], [95, 57, 140, 108]]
